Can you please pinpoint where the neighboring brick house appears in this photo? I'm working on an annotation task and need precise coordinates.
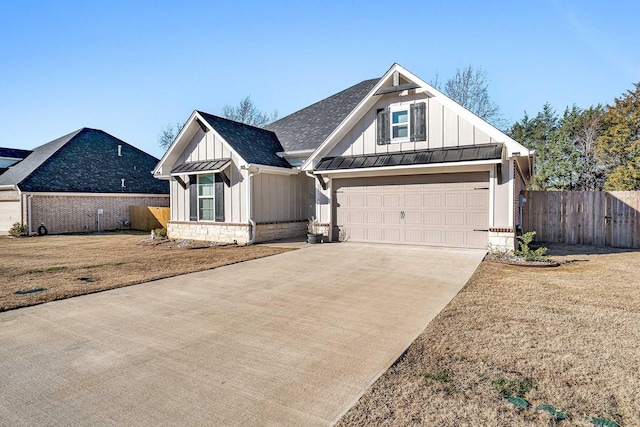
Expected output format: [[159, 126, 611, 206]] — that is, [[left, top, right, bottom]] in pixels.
[[0, 128, 169, 235]]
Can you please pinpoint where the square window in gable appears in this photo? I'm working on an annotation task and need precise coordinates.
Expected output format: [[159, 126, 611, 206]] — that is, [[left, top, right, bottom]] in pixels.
[[391, 109, 409, 140]]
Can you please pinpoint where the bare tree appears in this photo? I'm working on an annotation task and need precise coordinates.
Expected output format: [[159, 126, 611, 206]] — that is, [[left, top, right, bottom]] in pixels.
[[442, 65, 504, 128], [158, 122, 185, 150], [575, 107, 606, 190], [223, 96, 278, 127]]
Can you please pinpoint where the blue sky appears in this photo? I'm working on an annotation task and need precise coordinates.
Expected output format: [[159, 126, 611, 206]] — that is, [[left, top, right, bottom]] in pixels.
[[1, 0, 638, 158]]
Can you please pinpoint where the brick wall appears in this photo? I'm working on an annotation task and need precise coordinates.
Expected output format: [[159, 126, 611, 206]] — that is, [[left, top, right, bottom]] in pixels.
[[29, 194, 169, 234]]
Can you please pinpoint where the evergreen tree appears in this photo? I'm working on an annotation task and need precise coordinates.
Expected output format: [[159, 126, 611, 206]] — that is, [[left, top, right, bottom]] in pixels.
[[598, 82, 640, 190]]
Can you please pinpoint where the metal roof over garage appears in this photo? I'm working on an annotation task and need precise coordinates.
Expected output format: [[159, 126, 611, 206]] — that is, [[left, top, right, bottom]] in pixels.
[[315, 143, 503, 171]]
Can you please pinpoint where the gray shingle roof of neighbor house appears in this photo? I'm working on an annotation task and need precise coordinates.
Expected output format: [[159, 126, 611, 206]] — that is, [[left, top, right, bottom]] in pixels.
[[264, 78, 380, 152], [315, 143, 504, 171], [0, 147, 32, 160], [0, 128, 169, 194], [196, 111, 291, 168]]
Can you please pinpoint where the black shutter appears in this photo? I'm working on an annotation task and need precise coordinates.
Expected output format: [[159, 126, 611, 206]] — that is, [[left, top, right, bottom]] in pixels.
[[410, 102, 426, 142], [376, 108, 390, 145], [189, 175, 198, 221], [215, 174, 225, 222]]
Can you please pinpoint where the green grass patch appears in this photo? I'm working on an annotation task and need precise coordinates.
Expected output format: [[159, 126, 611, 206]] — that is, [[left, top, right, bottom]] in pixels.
[[492, 376, 533, 398], [83, 262, 125, 269], [422, 370, 453, 383], [26, 266, 67, 274]]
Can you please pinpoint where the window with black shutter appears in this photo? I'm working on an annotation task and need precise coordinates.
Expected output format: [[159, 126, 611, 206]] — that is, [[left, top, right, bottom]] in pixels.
[[378, 102, 427, 144]]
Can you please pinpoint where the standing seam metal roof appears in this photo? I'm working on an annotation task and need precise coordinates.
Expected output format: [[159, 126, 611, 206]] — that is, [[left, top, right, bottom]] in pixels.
[[315, 143, 504, 171]]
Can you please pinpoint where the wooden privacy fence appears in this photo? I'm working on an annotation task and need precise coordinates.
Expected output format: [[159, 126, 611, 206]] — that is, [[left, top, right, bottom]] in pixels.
[[130, 206, 170, 231], [522, 191, 640, 248]]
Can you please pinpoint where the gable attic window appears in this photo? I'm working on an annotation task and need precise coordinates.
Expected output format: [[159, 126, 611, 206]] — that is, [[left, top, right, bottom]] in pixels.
[[391, 108, 409, 140], [377, 102, 427, 144]]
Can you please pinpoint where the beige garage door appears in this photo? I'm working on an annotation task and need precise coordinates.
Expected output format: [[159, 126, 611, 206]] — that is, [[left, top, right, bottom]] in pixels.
[[334, 172, 489, 248], [0, 200, 22, 235]]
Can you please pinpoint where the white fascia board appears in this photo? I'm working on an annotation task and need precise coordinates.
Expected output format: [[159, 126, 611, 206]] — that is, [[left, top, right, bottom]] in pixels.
[[302, 63, 529, 171], [316, 159, 501, 176], [153, 110, 199, 176], [243, 164, 299, 175], [153, 111, 248, 177], [0, 184, 18, 190]]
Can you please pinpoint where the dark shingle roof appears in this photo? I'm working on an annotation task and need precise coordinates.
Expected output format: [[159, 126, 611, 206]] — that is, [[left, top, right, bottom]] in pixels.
[[0, 147, 32, 160], [265, 78, 380, 152], [316, 144, 504, 171], [197, 112, 291, 168], [0, 128, 168, 194]]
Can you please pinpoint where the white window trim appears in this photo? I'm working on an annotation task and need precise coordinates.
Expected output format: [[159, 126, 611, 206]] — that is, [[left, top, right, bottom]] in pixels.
[[390, 105, 410, 143], [197, 173, 216, 222]]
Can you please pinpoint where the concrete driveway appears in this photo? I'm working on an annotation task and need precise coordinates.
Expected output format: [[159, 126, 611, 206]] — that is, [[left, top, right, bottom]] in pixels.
[[0, 243, 485, 426]]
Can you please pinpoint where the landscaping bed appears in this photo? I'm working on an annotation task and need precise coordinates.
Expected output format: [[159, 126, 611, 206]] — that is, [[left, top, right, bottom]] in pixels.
[[0, 232, 292, 311], [338, 244, 640, 426]]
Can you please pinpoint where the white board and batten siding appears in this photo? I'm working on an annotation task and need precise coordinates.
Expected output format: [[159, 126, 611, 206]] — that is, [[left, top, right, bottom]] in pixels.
[[171, 128, 311, 224], [252, 173, 314, 223], [315, 90, 516, 238], [171, 128, 245, 223], [328, 92, 497, 159]]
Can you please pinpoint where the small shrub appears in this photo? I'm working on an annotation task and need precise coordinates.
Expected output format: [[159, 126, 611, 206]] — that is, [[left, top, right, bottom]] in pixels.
[[515, 231, 548, 262], [9, 222, 28, 237], [154, 227, 167, 238]]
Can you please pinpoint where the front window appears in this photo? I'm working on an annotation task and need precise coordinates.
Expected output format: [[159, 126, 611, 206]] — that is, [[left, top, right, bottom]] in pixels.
[[391, 108, 409, 140], [198, 174, 215, 221]]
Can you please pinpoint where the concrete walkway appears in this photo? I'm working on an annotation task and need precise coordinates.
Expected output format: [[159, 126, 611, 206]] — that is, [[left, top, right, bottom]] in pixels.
[[0, 243, 485, 426]]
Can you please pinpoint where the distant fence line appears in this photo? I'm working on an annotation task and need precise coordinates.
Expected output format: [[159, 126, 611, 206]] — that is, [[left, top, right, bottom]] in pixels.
[[130, 206, 170, 231], [522, 191, 640, 249]]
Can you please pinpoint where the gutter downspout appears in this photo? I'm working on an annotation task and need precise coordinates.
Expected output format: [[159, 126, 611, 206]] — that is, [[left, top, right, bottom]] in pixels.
[[27, 194, 32, 236], [245, 166, 260, 245]]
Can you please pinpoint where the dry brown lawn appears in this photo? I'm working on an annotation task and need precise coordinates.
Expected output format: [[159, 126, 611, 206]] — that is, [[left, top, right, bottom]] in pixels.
[[0, 232, 291, 312], [338, 245, 640, 427]]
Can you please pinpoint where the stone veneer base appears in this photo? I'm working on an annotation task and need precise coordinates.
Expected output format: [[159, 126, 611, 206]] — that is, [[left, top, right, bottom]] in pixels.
[[168, 220, 307, 244]]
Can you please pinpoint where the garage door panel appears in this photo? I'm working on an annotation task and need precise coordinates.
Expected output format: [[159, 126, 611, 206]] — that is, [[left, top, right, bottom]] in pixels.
[[445, 193, 465, 207], [445, 212, 465, 226], [404, 212, 422, 225], [404, 194, 423, 207], [466, 193, 488, 207], [424, 193, 442, 207], [467, 211, 489, 227], [334, 172, 489, 248], [0, 200, 22, 235], [366, 211, 383, 223], [404, 228, 424, 243], [423, 212, 444, 226], [383, 228, 402, 242], [384, 211, 401, 224], [383, 194, 400, 206], [445, 231, 465, 245]]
